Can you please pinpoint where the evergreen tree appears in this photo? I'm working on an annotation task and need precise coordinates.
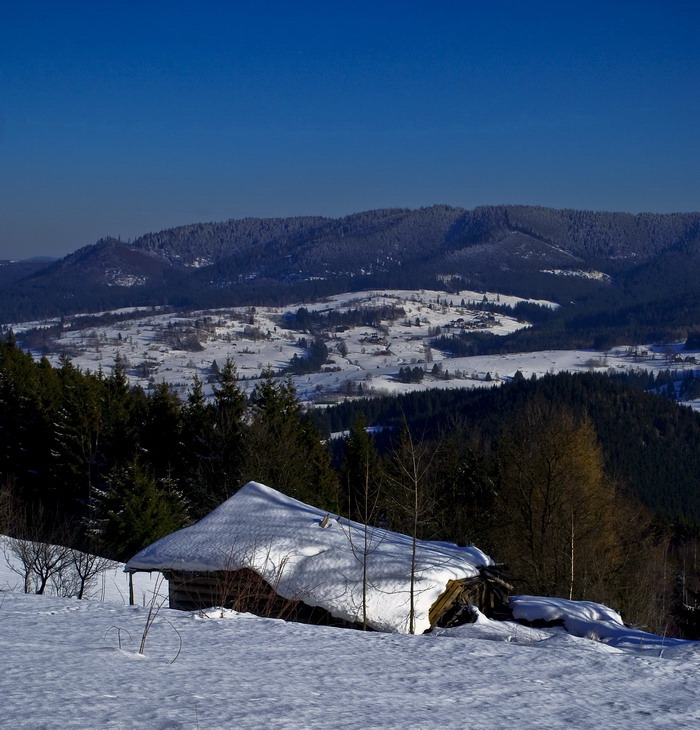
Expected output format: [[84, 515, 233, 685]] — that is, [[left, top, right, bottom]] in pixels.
[[101, 355, 146, 467], [51, 358, 106, 516], [99, 459, 187, 560], [209, 358, 248, 505], [141, 381, 185, 481], [431, 427, 497, 552], [180, 375, 218, 518], [340, 414, 381, 523], [0, 337, 58, 510], [246, 373, 336, 508]]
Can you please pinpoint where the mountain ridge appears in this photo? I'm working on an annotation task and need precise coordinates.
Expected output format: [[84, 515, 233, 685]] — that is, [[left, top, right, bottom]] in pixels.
[[1, 204, 699, 325]]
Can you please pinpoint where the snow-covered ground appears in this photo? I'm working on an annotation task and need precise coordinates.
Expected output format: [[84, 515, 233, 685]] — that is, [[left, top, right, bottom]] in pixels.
[[3, 532, 700, 727], [0, 537, 164, 607], [5, 289, 546, 399], [7, 288, 700, 411], [2, 587, 700, 728]]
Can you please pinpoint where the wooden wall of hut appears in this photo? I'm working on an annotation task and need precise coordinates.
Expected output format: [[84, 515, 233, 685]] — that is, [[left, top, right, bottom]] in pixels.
[[162, 568, 359, 629]]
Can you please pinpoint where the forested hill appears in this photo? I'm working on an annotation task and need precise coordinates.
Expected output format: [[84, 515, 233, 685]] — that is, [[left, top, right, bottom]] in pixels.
[[315, 371, 700, 527], [3, 334, 700, 633], [129, 205, 698, 275], [1, 205, 698, 326]]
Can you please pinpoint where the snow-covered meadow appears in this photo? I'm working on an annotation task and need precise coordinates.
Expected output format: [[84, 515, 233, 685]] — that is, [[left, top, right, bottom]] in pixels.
[[9, 288, 700, 411], [3, 581, 700, 727], [10, 289, 539, 396], [2, 530, 700, 728]]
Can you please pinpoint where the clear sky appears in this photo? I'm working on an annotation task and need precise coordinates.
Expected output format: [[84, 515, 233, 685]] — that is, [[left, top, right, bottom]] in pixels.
[[1, 1, 698, 259]]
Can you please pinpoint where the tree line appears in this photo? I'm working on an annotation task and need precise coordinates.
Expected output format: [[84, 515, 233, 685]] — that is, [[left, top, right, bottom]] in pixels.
[[315, 371, 700, 526], [0, 334, 334, 562], [2, 333, 699, 636], [337, 403, 697, 637], [282, 304, 406, 333]]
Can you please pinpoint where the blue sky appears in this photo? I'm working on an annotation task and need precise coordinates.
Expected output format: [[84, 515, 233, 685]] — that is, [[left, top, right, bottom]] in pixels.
[[1, 1, 698, 259]]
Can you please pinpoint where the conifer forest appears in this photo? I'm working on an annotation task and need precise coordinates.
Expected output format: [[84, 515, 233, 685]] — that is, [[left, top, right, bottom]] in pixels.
[[2, 332, 699, 638]]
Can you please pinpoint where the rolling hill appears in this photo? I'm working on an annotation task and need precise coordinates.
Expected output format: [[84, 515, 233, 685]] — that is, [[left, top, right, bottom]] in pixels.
[[2, 205, 699, 332]]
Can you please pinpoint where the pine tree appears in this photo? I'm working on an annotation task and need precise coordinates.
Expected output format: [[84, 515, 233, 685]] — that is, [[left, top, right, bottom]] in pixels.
[[431, 427, 497, 551], [52, 358, 106, 515], [0, 337, 58, 510], [246, 373, 336, 508], [99, 459, 187, 560], [101, 355, 146, 467], [181, 375, 218, 518], [209, 358, 248, 504], [142, 381, 185, 480]]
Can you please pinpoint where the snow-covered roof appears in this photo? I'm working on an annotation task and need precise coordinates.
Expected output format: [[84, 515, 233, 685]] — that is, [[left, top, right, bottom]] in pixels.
[[126, 481, 493, 634]]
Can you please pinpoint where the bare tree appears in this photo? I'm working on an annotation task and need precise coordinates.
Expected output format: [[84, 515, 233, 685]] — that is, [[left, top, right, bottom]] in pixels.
[[0, 488, 113, 598], [67, 547, 116, 599], [1, 489, 69, 593], [4, 535, 72, 594], [385, 424, 441, 634], [340, 415, 385, 629], [338, 496, 386, 630]]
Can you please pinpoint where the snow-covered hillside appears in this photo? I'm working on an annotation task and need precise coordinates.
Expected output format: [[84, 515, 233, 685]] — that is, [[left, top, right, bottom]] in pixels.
[[2, 589, 700, 728], [7, 289, 544, 395], [2, 530, 700, 727], [8, 288, 700, 411]]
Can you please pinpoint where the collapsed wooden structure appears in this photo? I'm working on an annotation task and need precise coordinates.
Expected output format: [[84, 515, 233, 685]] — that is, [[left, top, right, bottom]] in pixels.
[[126, 481, 511, 633], [429, 567, 514, 628]]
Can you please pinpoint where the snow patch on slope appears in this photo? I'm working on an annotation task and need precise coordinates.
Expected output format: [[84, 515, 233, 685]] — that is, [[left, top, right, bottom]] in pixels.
[[104, 268, 147, 287], [540, 268, 610, 281]]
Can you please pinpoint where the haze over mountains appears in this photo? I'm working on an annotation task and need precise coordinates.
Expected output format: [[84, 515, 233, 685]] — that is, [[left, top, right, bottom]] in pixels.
[[1, 205, 699, 326]]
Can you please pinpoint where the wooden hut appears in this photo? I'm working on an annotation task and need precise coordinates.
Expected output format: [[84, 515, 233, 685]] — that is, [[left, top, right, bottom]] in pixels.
[[126, 481, 510, 634]]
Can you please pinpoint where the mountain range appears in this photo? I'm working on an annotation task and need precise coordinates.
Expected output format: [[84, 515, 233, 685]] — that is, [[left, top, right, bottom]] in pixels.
[[1, 205, 699, 331]]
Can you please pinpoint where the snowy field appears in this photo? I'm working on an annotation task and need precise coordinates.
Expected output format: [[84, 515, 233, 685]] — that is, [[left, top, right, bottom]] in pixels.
[[2, 534, 700, 728], [3, 588, 700, 728], [8, 288, 700, 412], [8, 289, 542, 397]]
